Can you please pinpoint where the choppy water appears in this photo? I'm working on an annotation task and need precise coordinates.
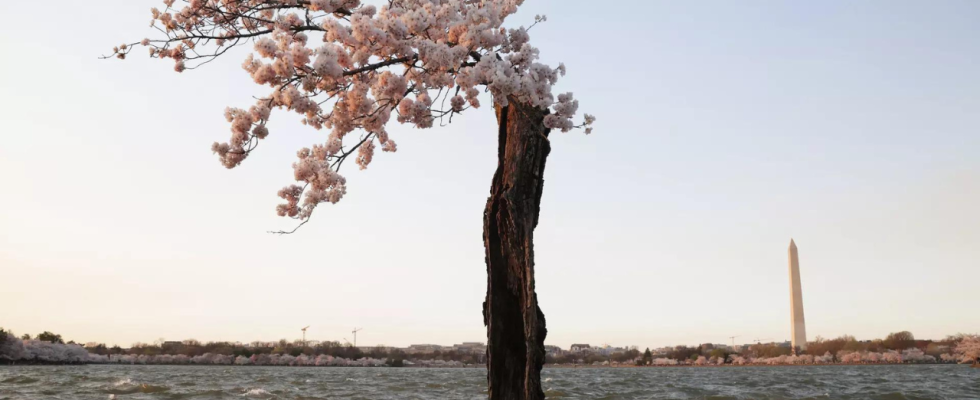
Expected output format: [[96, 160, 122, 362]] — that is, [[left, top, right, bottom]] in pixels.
[[1, 365, 978, 399]]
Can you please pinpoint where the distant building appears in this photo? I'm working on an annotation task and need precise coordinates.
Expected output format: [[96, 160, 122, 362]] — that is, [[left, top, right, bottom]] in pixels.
[[788, 239, 808, 351], [570, 344, 591, 353], [596, 346, 626, 356], [407, 344, 445, 354], [452, 342, 487, 354], [158, 341, 183, 352], [357, 346, 400, 354], [544, 345, 563, 356]]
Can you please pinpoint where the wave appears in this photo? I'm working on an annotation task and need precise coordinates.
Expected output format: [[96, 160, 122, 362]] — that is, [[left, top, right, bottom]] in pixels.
[[2, 376, 40, 384], [162, 389, 225, 400], [106, 384, 171, 395], [543, 389, 568, 398], [112, 378, 134, 387], [103, 377, 171, 395], [242, 388, 274, 397]]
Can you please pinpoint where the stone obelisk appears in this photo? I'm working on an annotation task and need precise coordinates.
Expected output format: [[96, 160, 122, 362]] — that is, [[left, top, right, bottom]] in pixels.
[[788, 239, 807, 351]]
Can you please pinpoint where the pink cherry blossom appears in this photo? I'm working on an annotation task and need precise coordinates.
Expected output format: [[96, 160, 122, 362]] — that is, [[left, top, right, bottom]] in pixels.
[[110, 0, 596, 228]]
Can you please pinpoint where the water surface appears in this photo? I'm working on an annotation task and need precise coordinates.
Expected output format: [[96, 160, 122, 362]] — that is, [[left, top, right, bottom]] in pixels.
[[1, 364, 978, 399]]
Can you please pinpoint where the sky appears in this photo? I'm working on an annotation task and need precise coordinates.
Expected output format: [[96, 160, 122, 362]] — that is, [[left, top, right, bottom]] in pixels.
[[0, 0, 978, 350]]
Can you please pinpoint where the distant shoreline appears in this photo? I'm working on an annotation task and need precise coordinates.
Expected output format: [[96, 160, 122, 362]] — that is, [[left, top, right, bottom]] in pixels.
[[547, 362, 973, 369], [4, 360, 973, 368]]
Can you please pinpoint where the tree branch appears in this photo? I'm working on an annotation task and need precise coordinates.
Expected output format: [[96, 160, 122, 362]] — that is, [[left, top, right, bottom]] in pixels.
[[344, 55, 417, 76]]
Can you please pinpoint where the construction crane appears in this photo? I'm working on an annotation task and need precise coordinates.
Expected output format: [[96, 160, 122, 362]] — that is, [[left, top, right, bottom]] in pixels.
[[352, 328, 363, 347], [301, 326, 310, 348], [729, 335, 740, 349]]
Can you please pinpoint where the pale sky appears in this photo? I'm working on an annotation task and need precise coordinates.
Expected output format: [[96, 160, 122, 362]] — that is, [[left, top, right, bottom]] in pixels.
[[1, 0, 978, 350]]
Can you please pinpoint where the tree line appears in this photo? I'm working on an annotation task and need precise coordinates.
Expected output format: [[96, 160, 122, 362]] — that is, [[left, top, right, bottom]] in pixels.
[[631, 331, 979, 366], [4, 327, 977, 367], [1, 328, 485, 366]]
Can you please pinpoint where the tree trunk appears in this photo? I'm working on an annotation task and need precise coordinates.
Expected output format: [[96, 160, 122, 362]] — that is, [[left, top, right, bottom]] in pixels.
[[483, 99, 550, 400]]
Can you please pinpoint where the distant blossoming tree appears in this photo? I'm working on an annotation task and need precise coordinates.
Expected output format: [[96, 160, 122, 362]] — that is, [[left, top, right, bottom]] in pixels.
[[954, 335, 980, 364], [108, 0, 593, 398]]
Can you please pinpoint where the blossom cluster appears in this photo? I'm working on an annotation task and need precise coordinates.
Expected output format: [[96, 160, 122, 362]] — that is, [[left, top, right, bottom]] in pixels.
[[0, 334, 477, 367], [691, 355, 726, 366], [0, 335, 106, 363], [954, 334, 980, 362], [640, 348, 969, 366], [114, 0, 595, 225]]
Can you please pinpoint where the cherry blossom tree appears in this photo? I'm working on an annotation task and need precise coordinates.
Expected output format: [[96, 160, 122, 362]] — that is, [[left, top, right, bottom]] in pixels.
[[814, 352, 834, 364], [901, 347, 935, 363], [108, 1, 592, 398], [653, 357, 678, 366], [727, 354, 748, 365], [0, 332, 28, 361], [954, 335, 980, 364], [0, 333, 106, 364]]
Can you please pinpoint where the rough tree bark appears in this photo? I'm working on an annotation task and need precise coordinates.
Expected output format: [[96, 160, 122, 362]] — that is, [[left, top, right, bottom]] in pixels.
[[483, 98, 551, 400]]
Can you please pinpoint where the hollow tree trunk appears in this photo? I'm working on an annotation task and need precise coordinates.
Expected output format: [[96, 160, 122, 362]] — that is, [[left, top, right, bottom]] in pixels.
[[483, 99, 550, 400]]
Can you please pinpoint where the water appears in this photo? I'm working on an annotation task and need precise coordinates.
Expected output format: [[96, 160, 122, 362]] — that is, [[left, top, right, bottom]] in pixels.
[[1, 365, 978, 399]]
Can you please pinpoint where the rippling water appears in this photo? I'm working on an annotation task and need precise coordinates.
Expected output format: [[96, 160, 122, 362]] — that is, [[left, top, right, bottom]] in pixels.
[[1, 365, 978, 399]]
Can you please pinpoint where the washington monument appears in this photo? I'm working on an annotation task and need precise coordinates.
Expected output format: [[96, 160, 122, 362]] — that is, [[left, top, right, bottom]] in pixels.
[[788, 239, 807, 350]]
